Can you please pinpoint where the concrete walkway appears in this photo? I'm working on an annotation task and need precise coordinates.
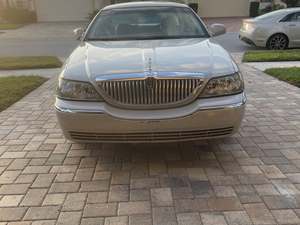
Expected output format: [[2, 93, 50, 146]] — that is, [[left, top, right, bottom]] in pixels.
[[245, 61, 300, 71], [0, 68, 62, 78], [0, 22, 87, 41], [0, 23, 82, 57]]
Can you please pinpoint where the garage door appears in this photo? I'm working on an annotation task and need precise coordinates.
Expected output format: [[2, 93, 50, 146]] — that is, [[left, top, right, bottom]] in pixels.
[[198, 0, 249, 17], [35, 0, 94, 22]]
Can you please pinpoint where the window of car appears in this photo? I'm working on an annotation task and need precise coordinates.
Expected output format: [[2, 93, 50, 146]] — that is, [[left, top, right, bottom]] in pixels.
[[289, 12, 300, 22], [255, 10, 286, 21], [85, 6, 209, 41], [280, 12, 300, 22]]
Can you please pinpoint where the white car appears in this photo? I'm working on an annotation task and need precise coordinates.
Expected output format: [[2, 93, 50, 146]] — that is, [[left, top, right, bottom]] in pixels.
[[55, 1, 246, 143], [240, 8, 300, 49]]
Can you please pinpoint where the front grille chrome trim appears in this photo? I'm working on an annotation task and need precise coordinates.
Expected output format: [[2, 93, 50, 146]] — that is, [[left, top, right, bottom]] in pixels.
[[95, 71, 207, 82], [95, 72, 206, 109]]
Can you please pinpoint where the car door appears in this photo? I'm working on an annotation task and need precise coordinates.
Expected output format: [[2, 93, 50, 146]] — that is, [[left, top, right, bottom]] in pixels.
[[282, 12, 300, 46]]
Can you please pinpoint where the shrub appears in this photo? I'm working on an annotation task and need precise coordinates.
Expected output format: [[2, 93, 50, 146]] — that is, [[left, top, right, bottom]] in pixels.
[[283, 0, 299, 7], [250, 1, 260, 17], [0, 8, 36, 24], [259, 4, 285, 15]]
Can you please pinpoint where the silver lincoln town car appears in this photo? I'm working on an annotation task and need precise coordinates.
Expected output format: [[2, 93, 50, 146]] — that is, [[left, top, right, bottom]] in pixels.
[[55, 1, 246, 143]]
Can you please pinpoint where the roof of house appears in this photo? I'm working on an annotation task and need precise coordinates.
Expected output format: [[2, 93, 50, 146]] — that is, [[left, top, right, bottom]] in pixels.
[[103, 1, 188, 10]]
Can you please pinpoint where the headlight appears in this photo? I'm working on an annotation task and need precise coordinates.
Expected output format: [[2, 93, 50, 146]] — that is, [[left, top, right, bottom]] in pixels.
[[200, 73, 244, 98], [57, 79, 103, 101], [243, 22, 255, 33]]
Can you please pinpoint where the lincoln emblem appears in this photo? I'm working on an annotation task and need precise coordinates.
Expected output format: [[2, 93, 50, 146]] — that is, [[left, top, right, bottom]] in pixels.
[[145, 76, 155, 89]]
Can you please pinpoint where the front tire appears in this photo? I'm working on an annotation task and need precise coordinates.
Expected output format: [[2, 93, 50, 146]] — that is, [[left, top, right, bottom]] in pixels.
[[267, 34, 289, 50]]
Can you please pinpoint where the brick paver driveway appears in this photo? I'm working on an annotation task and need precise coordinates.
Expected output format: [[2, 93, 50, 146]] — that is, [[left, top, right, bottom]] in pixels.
[[0, 63, 300, 225]]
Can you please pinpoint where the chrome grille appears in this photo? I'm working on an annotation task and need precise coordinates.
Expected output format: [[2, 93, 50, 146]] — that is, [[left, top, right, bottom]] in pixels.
[[97, 77, 204, 109]]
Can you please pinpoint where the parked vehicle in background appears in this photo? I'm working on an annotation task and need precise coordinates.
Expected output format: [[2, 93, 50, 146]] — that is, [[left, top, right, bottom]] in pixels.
[[56, 2, 246, 143], [240, 7, 300, 49]]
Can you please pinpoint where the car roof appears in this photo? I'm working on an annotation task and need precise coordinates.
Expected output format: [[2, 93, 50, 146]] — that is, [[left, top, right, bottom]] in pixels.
[[282, 7, 300, 12], [253, 7, 300, 21], [103, 1, 188, 10]]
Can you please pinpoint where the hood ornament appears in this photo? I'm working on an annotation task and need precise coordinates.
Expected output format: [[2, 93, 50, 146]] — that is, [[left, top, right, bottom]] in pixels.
[[145, 76, 155, 89], [145, 58, 155, 89], [148, 57, 152, 73]]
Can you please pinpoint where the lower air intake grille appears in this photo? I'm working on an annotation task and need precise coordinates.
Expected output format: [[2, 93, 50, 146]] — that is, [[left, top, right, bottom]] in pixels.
[[69, 127, 234, 143]]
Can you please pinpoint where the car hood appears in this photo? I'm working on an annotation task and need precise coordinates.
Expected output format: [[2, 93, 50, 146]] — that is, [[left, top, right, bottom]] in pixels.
[[63, 38, 237, 82]]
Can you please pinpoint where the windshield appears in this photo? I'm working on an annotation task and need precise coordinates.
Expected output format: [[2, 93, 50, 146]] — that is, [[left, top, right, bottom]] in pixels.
[[85, 7, 209, 40]]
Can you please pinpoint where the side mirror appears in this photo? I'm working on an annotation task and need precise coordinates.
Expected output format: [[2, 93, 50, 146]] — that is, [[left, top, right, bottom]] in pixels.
[[210, 24, 226, 37], [73, 27, 85, 40]]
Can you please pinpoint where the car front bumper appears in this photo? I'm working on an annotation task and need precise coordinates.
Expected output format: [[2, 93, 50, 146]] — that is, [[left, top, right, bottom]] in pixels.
[[239, 29, 267, 48], [55, 92, 246, 143]]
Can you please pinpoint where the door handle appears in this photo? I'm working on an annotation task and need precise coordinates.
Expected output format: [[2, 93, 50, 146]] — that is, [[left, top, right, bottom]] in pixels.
[[289, 24, 297, 27]]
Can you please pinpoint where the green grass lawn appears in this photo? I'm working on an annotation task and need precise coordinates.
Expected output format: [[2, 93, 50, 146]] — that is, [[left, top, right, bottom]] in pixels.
[[243, 50, 300, 62], [0, 76, 47, 112], [264, 67, 300, 87], [0, 56, 62, 70], [0, 23, 23, 30]]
